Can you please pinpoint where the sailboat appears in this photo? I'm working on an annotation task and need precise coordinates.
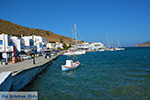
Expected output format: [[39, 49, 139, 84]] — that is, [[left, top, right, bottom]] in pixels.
[[105, 31, 115, 51], [62, 24, 80, 71], [114, 37, 125, 50], [63, 24, 86, 55]]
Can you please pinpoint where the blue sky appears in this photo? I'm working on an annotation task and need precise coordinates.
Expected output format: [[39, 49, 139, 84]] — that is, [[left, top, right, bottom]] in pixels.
[[0, 0, 150, 47]]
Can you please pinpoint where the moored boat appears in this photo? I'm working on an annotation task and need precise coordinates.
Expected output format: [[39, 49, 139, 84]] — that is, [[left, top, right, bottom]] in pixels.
[[62, 23, 81, 71], [63, 50, 86, 55], [62, 60, 80, 71], [98, 48, 105, 51]]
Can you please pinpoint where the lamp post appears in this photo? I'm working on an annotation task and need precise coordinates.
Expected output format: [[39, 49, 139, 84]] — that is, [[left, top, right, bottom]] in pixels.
[[32, 35, 35, 64]]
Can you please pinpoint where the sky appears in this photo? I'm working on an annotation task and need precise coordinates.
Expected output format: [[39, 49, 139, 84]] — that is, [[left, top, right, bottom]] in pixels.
[[0, 0, 150, 47]]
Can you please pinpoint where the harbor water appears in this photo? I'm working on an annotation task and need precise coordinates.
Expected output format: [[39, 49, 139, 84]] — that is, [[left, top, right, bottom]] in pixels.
[[23, 47, 150, 100]]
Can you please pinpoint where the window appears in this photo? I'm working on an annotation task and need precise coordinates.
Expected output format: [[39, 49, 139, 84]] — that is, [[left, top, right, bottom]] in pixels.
[[0, 40, 3, 45]]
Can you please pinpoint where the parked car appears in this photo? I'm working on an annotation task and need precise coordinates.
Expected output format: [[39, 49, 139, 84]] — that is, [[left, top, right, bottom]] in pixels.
[[19, 54, 32, 60], [51, 51, 57, 56], [45, 53, 51, 59]]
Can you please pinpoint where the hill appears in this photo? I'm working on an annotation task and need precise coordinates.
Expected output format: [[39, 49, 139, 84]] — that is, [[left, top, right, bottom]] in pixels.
[[0, 19, 74, 44], [133, 40, 150, 47]]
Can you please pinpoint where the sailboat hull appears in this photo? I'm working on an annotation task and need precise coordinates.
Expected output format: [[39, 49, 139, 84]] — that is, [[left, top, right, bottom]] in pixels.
[[63, 50, 86, 55]]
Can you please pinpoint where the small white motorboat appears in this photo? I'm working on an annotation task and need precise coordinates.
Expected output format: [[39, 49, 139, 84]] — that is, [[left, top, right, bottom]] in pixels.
[[62, 23, 80, 71], [98, 48, 105, 51], [62, 60, 80, 71]]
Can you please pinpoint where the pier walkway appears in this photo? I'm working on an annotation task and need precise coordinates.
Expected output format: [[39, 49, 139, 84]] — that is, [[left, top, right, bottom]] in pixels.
[[0, 53, 62, 75]]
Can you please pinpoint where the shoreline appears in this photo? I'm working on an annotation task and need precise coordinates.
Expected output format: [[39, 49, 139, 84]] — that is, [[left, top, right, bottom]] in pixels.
[[0, 52, 62, 91]]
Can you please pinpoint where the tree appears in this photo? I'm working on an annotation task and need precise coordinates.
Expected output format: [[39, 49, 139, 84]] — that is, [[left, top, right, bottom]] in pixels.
[[49, 41, 55, 43], [60, 38, 63, 43], [57, 47, 62, 50], [46, 31, 50, 35], [68, 43, 72, 48], [62, 43, 67, 50], [62, 43, 72, 50]]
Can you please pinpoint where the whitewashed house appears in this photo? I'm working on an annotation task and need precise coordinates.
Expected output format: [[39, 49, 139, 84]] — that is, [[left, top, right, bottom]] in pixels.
[[0, 33, 14, 62], [55, 42, 63, 49], [47, 43, 56, 49], [22, 36, 34, 52], [22, 35, 47, 52], [11, 36, 25, 52], [32, 35, 47, 48]]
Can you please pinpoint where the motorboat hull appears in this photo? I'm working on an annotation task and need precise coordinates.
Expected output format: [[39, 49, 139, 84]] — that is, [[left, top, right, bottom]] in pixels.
[[62, 61, 80, 71], [63, 50, 86, 55]]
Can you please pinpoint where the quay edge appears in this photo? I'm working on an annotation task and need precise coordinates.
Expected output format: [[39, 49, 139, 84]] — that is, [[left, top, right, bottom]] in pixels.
[[0, 53, 62, 91]]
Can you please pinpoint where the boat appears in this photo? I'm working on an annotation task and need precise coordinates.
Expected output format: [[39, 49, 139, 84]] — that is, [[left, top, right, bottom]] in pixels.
[[105, 32, 115, 51], [63, 24, 86, 55], [62, 60, 80, 71], [63, 49, 86, 55], [114, 37, 125, 50], [98, 48, 105, 51], [62, 23, 80, 71]]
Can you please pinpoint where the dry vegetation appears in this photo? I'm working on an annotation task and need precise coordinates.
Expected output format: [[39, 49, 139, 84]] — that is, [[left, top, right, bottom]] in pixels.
[[0, 19, 75, 44]]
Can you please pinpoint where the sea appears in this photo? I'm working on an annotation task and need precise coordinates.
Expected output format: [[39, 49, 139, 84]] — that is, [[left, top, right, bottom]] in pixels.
[[23, 47, 150, 100]]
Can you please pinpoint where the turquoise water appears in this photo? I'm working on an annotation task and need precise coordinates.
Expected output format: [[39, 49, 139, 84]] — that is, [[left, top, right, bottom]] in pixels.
[[23, 47, 150, 100]]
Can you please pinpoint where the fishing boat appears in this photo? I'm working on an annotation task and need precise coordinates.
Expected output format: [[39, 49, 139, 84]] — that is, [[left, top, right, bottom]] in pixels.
[[62, 60, 80, 71], [62, 23, 80, 71]]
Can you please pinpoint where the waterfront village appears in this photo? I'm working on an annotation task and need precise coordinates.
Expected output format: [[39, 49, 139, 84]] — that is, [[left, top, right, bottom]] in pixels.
[[0, 32, 125, 92], [0, 33, 105, 65]]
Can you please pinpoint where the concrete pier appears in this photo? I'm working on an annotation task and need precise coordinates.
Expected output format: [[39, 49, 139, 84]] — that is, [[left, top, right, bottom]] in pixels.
[[0, 53, 62, 91], [0, 72, 12, 91]]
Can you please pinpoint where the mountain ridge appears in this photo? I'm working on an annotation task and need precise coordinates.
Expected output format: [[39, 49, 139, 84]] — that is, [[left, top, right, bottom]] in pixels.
[[0, 18, 74, 44]]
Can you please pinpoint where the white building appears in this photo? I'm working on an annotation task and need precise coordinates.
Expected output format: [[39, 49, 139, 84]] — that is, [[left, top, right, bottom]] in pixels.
[[92, 42, 105, 50], [47, 43, 56, 49], [47, 42, 65, 49], [22, 35, 47, 52], [22, 36, 34, 52], [0, 33, 14, 62], [55, 42, 63, 49], [11, 36, 25, 52], [77, 42, 91, 50]]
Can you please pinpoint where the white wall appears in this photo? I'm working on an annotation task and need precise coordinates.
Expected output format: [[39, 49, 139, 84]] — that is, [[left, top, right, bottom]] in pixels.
[[0, 34, 13, 53]]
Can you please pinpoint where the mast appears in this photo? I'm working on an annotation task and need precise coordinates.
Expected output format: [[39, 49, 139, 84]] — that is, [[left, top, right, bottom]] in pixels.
[[106, 31, 110, 48], [73, 24, 77, 62], [74, 23, 77, 48], [71, 26, 75, 62], [116, 37, 121, 48]]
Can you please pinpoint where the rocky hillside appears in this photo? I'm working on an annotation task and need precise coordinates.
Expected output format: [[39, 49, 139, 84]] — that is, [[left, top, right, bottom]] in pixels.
[[0, 19, 74, 44], [134, 40, 150, 47]]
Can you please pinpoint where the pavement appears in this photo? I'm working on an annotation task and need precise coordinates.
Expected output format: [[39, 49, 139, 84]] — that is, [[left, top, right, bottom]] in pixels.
[[0, 53, 62, 75]]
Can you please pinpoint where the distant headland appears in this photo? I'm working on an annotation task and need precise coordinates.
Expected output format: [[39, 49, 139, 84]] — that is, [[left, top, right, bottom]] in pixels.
[[133, 40, 150, 47]]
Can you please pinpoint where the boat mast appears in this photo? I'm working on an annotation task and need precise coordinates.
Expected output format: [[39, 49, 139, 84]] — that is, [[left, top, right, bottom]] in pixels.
[[71, 26, 75, 62], [116, 37, 121, 48], [106, 31, 110, 48], [74, 23, 77, 49]]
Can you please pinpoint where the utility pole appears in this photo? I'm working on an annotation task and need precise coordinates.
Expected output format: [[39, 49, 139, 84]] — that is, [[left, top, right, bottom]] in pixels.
[[32, 35, 35, 64]]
